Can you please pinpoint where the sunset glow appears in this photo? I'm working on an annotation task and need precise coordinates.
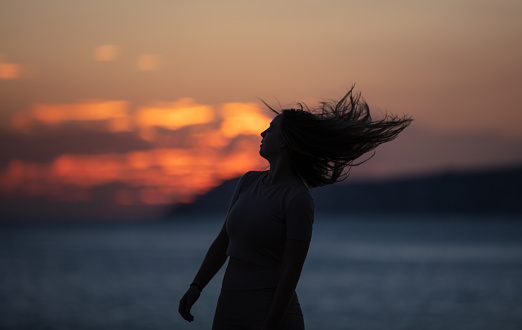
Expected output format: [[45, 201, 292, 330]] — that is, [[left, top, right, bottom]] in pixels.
[[0, 145, 267, 206], [1, 98, 270, 207], [220, 103, 272, 138], [93, 45, 120, 62], [30, 100, 130, 124], [136, 54, 161, 71], [134, 98, 215, 131], [0, 62, 20, 80]]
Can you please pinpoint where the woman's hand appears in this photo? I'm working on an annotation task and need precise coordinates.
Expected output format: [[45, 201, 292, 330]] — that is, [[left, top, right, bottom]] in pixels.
[[178, 285, 201, 322]]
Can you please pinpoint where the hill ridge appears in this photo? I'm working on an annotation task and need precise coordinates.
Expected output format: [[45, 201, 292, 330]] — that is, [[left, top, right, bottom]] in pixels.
[[169, 165, 522, 217]]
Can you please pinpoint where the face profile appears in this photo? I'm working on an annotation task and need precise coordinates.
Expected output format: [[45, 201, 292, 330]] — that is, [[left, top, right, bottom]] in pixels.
[[259, 114, 284, 161]]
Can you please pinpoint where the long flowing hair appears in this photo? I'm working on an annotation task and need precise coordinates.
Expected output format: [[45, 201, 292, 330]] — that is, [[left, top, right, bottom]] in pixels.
[[263, 87, 412, 188]]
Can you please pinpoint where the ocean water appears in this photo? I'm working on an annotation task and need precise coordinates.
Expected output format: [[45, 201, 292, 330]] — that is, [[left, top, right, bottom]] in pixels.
[[1, 214, 522, 330]]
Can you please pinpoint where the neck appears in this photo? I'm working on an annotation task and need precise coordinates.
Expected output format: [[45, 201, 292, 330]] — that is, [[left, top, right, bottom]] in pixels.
[[265, 154, 298, 186]]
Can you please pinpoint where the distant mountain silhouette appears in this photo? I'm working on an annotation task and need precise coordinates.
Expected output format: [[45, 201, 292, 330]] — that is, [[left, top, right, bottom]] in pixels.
[[169, 165, 522, 217]]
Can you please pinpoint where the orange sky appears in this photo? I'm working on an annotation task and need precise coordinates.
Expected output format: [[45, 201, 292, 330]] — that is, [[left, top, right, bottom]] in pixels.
[[1, 0, 521, 218], [1, 98, 271, 207]]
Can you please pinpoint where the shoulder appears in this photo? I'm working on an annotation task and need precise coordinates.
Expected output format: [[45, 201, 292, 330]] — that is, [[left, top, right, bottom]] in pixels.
[[285, 181, 315, 238], [236, 170, 266, 190], [288, 177, 313, 198], [288, 189, 314, 207], [243, 170, 267, 179], [284, 181, 314, 211], [240, 170, 266, 184]]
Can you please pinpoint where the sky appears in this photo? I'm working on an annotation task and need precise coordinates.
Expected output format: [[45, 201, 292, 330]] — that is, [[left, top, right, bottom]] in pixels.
[[1, 0, 521, 220]]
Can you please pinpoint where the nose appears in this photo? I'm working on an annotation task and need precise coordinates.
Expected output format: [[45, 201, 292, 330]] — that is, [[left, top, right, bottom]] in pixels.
[[261, 130, 266, 138]]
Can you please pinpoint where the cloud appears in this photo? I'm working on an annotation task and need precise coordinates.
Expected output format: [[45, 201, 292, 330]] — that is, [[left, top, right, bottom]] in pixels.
[[0, 130, 152, 167], [11, 100, 131, 132], [136, 54, 162, 71], [2, 98, 272, 210], [0, 140, 266, 206], [220, 103, 271, 138], [0, 62, 20, 80], [93, 45, 120, 62], [134, 98, 215, 131]]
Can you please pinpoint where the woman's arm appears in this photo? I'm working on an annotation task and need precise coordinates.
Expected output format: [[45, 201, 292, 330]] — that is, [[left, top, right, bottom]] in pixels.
[[191, 223, 230, 289], [190, 172, 247, 289], [178, 221, 229, 322], [179, 173, 248, 322], [261, 238, 310, 329]]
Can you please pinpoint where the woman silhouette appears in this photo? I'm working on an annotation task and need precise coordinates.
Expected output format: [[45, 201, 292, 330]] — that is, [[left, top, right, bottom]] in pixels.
[[179, 88, 412, 329]]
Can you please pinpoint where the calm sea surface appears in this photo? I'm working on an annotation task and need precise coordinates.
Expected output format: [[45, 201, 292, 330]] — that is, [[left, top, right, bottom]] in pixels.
[[1, 214, 522, 330]]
